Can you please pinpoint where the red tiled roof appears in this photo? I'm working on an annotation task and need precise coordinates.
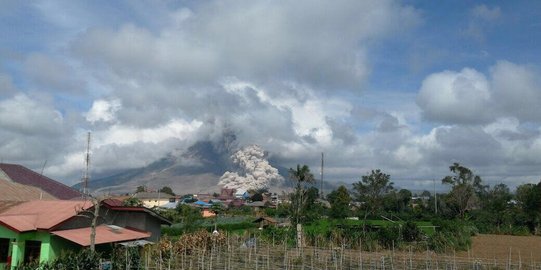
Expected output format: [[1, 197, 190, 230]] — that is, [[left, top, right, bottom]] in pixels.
[[52, 225, 151, 246], [0, 163, 82, 200], [0, 200, 92, 232]]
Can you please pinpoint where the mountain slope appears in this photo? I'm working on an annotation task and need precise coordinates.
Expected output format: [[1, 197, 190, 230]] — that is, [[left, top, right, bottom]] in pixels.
[[77, 138, 235, 194], [76, 135, 336, 195]]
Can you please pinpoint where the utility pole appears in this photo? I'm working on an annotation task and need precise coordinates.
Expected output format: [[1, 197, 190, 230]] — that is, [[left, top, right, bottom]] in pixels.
[[433, 179, 438, 215], [320, 152, 324, 199], [82, 132, 91, 197], [40, 160, 47, 175]]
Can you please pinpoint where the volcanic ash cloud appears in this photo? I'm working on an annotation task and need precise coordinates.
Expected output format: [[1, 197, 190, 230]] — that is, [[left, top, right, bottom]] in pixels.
[[219, 145, 283, 191]]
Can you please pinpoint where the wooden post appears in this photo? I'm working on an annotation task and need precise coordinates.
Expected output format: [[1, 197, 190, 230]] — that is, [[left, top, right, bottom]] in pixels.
[[90, 197, 100, 252]]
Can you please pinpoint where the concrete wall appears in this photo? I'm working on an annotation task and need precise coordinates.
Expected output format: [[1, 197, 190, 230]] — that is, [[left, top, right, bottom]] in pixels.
[[142, 198, 170, 208], [55, 215, 93, 230]]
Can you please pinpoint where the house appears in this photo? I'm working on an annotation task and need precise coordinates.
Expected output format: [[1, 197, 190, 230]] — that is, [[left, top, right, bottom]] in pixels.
[[133, 192, 175, 208], [0, 199, 171, 269], [245, 201, 266, 208], [234, 189, 249, 200], [253, 216, 277, 229], [99, 199, 171, 242], [0, 163, 81, 200], [229, 198, 245, 208], [194, 193, 212, 201], [218, 188, 236, 200], [158, 201, 178, 209], [252, 217, 290, 228], [201, 209, 216, 218], [193, 200, 212, 208]]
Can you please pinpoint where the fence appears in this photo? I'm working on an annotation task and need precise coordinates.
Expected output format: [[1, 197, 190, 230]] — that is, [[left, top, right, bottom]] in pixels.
[[119, 234, 541, 270]]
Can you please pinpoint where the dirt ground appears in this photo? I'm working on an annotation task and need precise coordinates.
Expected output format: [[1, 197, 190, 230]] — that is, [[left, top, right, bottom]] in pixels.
[[457, 234, 541, 262]]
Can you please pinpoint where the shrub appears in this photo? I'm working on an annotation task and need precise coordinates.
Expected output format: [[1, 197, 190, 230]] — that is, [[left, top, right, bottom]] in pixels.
[[402, 221, 422, 242], [378, 225, 400, 249], [17, 249, 101, 270]]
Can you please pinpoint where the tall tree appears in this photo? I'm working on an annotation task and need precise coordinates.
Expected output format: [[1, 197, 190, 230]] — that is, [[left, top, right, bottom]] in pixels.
[[516, 182, 541, 233], [288, 164, 315, 225], [175, 204, 203, 232], [123, 197, 143, 207], [484, 183, 512, 230], [441, 163, 486, 219], [135, 185, 146, 193], [327, 185, 352, 219], [353, 169, 394, 219], [159, 186, 175, 196], [396, 189, 413, 213]]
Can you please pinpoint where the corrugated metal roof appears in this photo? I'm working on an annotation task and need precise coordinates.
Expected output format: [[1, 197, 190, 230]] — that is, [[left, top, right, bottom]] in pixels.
[[0, 163, 82, 200], [52, 225, 151, 246], [0, 200, 92, 232], [101, 198, 124, 207], [0, 201, 23, 214], [0, 178, 56, 201]]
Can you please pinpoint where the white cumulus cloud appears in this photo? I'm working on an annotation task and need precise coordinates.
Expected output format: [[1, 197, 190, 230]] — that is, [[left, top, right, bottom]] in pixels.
[[85, 99, 121, 123], [417, 68, 492, 124]]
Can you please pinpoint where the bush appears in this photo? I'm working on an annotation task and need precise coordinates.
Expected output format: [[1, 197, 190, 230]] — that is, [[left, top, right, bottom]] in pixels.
[[428, 219, 473, 252], [260, 226, 296, 246], [402, 221, 422, 242], [213, 221, 257, 231], [111, 246, 142, 270], [378, 225, 400, 249], [17, 249, 101, 270]]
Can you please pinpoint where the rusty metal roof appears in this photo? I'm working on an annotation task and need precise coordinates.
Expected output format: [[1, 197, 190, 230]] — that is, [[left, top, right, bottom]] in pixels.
[[0, 200, 92, 232], [0, 178, 57, 201], [0, 201, 23, 214], [0, 163, 82, 200], [52, 225, 151, 246]]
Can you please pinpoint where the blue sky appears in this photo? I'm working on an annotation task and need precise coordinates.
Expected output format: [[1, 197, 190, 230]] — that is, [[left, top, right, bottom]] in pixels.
[[0, 0, 540, 190]]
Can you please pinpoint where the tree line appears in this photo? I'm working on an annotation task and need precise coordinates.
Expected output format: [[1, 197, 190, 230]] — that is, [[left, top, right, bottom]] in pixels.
[[286, 162, 541, 235]]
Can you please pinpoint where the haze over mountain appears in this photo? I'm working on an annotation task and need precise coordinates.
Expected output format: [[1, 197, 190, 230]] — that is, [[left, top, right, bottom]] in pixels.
[[76, 132, 299, 194]]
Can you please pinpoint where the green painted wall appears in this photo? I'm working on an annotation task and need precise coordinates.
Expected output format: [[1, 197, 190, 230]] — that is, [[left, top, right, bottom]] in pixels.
[[0, 226, 18, 270], [0, 226, 81, 270], [49, 235, 80, 259]]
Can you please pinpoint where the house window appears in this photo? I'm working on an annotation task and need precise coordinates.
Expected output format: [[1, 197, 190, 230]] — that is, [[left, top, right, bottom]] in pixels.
[[0, 238, 9, 263], [24, 240, 41, 263]]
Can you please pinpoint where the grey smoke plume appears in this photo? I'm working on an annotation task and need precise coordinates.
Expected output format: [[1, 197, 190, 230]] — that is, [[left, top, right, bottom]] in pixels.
[[219, 145, 283, 190]]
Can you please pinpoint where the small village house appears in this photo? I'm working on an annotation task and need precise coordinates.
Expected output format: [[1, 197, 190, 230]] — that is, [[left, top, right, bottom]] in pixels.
[[0, 199, 170, 269], [253, 216, 278, 229], [133, 191, 176, 208], [218, 188, 236, 200]]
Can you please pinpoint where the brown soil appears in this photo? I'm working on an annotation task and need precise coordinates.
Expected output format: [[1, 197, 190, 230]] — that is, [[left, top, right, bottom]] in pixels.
[[457, 234, 541, 262]]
